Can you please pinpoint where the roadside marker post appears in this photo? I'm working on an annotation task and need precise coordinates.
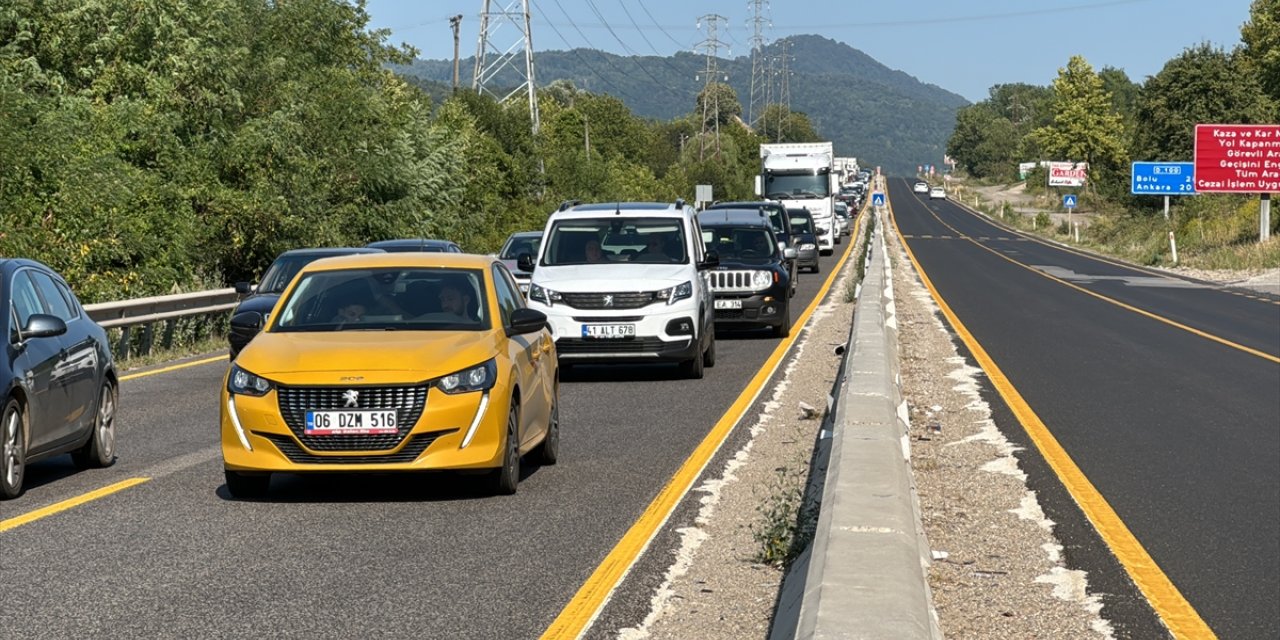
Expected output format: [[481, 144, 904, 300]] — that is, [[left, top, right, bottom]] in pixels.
[[1063, 194, 1077, 236]]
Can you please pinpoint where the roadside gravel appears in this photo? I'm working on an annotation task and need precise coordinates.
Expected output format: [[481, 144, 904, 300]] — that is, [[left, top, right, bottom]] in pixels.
[[616, 245, 860, 640], [887, 225, 1114, 639]]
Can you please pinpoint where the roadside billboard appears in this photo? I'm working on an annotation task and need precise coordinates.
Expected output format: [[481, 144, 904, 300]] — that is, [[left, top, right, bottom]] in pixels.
[[1193, 124, 1280, 193], [1048, 161, 1088, 187]]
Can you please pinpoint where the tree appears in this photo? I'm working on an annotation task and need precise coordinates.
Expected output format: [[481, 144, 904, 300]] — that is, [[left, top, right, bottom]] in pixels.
[[1132, 43, 1273, 162], [755, 104, 819, 143], [1240, 0, 1280, 104], [1030, 55, 1129, 187], [695, 82, 742, 129], [946, 105, 1018, 179]]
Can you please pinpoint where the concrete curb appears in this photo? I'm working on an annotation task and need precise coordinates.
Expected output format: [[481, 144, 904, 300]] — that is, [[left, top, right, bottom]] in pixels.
[[775, 205, 942, 639]]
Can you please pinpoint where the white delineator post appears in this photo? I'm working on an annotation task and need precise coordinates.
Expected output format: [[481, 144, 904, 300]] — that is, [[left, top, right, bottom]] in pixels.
[[1169, 231, 1179, 264], [1262, 193, 1271, 243]]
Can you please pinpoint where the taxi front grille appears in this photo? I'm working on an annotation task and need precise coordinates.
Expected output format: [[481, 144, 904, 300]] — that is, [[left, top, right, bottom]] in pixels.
[[258, 430, 454, 464], [276, 384, 428, 451]]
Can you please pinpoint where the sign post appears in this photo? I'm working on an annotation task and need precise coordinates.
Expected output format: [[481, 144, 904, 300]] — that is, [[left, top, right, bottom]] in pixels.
[[1193, 124, 1280, 243], [1131, 161, 1196, 221], [1062, 193, 1077, 233]]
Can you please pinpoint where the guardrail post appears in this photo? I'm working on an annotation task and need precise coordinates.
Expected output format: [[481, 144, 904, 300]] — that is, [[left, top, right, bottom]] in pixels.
[[141, 322, 155, 357], [162, 318, 176, 350], [117, 326, 132, 360]]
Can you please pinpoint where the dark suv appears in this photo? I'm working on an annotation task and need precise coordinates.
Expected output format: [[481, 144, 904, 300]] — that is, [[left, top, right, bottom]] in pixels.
[[706, 201, 797, 287], [697, 209, 797, 337]]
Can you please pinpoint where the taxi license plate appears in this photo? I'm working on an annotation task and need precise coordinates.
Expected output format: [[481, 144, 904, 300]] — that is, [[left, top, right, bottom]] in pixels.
[[305, 410, 398, 435], [714, 299, 743, 310], [582, 324, 635, 339]]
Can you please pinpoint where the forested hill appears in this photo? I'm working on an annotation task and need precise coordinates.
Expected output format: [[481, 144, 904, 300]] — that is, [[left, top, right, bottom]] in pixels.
[[395, 34, 968, 175]]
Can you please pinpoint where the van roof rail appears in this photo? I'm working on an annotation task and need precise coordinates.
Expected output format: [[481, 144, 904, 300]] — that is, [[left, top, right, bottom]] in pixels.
[[674, 197, 686, 209], [558, 199, 582, 212]]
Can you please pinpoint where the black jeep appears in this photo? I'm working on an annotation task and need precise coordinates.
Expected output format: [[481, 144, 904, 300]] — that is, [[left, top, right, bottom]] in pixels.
[[696, 208, 797, 338]]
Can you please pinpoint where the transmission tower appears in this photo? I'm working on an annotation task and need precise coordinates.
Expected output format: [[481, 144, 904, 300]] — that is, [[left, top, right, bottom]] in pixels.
[[473, 0, 540, 135], [776, 37, 792, 142], [747, 0, 770, 129], [694, 14, 728, 160]]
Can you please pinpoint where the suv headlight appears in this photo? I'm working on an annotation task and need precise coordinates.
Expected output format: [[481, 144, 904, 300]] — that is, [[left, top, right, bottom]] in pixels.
[[228, 365, 273, 397], [751, 270, 773, 290], [437, 359, 497, 394], [656, 281, 693, 305], [528, 284, 562, 306]]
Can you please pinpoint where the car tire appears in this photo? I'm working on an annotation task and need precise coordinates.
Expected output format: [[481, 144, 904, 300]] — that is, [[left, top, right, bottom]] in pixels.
[[224, 470, 270, 499], [1, 398, 27, 500], [702, 331, 716, 368], [72, 380, 117, 470], [489, 401, 521, 495], [774, 303, 791, 338], [532, 387, 559, 466], [810, 263, 821, 274], [681, 338, 705, 379]]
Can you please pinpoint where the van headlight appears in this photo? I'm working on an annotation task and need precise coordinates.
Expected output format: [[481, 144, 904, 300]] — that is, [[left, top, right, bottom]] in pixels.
[[529, 284, 562, 306], [800, 243, 817, 251], [227, 365, 273, 397], [656, 281, 693, 305], [437, 359, 498, 394]]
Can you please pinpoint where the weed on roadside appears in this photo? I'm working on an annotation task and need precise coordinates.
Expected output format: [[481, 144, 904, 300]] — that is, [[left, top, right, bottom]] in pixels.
[[751, 465, 819, 568]]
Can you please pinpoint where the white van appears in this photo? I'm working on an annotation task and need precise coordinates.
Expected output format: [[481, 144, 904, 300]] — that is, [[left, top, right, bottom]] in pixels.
[[519, 201, 719, 378]]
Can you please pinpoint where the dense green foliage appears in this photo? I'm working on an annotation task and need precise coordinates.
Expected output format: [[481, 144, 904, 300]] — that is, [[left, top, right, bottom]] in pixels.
[[1, 0, 823, 302], [397, 34, 967, 175]]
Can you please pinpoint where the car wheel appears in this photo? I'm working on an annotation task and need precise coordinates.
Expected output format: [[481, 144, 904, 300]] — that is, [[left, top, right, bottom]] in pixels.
[[810, 263, 821, 274], [1, 398, 26, 500], [489, 401, 521, 495], [702, 331, 716, 368], [72, 380, 117, 470], [681, 338, 705, 379], [774, 303, 791, 338], [532, 388, 559, 466], [224, 470, 270, 499]]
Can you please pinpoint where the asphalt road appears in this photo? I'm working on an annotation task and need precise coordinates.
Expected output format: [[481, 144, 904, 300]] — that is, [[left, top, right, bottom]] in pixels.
[[0, 239, 853, 639], [888, 177, 1280, 639]]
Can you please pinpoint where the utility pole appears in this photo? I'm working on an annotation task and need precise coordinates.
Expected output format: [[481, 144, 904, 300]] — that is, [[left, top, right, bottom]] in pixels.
[[449, 14, 463, 92], [747, 0, 770, 129], [694, 14, 728, 161], [473, 0, 540, 136]]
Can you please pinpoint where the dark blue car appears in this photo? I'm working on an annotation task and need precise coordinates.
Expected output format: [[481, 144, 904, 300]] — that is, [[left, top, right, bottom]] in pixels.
[[2, 259, 118, 499]]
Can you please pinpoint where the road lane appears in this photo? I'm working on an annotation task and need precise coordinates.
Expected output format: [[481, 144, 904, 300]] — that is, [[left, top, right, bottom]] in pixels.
[[889, 178, 1280, 639], [0, 238, 854, 639]]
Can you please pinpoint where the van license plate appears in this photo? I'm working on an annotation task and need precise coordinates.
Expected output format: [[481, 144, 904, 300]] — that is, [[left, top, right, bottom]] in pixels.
[[582, 324, 635, 339]]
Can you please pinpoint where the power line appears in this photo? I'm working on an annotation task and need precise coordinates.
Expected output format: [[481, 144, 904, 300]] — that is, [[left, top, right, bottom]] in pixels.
[[582, 0, 683, 98], [638, 1, 689, 49], [616, 0, 688, 78], [695, 14, 728, 160], [530, 0, 641, 102]]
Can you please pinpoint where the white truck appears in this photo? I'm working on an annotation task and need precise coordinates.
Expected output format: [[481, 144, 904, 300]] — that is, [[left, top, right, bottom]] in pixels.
[[757, 142, 839, 254], [835, 156, 859, 185]]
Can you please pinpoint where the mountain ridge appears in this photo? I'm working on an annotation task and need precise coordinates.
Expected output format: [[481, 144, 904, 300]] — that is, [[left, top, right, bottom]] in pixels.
[[395, 34, 966, 174]]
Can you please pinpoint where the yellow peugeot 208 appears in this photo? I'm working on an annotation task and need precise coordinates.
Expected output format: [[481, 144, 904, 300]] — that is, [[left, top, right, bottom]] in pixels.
[[220, 253, 558, 498]]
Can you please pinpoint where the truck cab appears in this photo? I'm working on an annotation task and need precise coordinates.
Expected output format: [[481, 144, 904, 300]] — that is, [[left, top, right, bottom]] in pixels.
[[757, 142, 839, 255]]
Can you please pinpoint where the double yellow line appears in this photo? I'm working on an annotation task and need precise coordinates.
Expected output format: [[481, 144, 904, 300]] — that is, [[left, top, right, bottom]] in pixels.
[[540, 215, 863, 639], [889, 191, 1217, 639]]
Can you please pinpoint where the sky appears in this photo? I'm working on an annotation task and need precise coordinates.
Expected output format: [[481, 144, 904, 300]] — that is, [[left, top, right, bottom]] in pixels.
[[363, 0, 1256, 103]]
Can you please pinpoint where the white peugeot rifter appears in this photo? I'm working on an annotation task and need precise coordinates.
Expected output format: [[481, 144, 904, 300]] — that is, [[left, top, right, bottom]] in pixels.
[[519, 201, 719, 379]]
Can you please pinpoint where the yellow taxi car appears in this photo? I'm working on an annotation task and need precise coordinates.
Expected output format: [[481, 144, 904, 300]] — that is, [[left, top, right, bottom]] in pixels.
[[220, 253, 558, 498]]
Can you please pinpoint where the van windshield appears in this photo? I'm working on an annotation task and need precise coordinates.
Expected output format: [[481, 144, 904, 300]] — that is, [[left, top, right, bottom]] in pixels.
[[541, 217, 688, 265]]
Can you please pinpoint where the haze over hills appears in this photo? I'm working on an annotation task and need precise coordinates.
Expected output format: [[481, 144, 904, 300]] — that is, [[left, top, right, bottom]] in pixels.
[[396, 34, 968, 175]]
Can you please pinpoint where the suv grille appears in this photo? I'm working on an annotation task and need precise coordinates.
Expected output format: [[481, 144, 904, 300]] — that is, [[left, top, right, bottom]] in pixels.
[[258, 430, 454, 464], [709, 270, 765, 293], [277, 384, 429, 451], [560, 291, 656, 310]]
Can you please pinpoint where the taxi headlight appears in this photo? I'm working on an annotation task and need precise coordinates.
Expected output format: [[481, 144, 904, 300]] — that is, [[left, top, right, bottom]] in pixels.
[[437, 359, 498, 395], [227, 365, 273, 397]]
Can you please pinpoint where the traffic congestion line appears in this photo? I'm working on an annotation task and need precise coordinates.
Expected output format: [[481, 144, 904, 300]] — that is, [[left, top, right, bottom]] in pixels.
[[889, 195, 1217, 640], [905, 188, 1280, 364], [0, 477, 150, 533], [540, 214, 863, 640], [119, 354, 228, 382]]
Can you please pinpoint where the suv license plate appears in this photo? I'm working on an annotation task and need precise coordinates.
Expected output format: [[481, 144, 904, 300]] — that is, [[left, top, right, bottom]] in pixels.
[[305, 410, 399, 435], [582, 324, 635, 339], [714, 299, 743, 310]]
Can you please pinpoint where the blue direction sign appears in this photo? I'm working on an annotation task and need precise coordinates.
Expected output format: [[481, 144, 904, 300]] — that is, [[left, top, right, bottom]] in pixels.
[[872, 192, 885, 207], [1063, 194, 1077, 209], [1131, 161, 1196, 195]]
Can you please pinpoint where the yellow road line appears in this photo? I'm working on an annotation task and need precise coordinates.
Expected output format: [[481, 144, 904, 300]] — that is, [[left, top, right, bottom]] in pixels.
[[903, 185, 1279, 364], [936, 184, 1280, 306], [0, 477, 151, 533], [540, 212, 864, 640], [888, 194, 1217, 639], [120, 354, 228, 382]]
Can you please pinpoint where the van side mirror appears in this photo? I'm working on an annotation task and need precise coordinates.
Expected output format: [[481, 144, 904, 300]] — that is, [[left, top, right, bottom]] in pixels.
[[234, 281, 255, 295], [516, 253, 536, 273], [783, 247, 798, 260]]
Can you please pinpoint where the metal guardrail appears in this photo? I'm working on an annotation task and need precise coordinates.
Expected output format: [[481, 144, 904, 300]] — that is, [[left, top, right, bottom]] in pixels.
[[83, 288, 239, 359]]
